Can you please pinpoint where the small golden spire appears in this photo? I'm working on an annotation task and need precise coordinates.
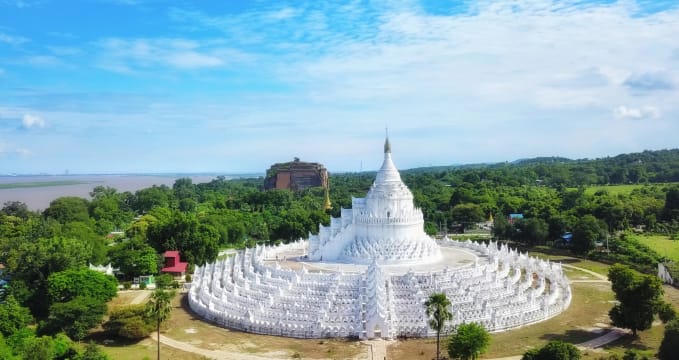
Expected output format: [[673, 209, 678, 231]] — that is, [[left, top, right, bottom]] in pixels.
[[324, 187, 332, 210]]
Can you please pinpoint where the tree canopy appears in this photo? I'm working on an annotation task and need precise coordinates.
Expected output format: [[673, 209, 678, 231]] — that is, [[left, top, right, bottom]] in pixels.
[[447, 322, 491, 360], [607, 264, 664, 336]]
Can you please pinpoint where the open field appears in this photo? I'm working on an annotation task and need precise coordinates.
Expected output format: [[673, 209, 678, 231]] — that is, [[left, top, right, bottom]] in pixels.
[[630, 234, 679, 262], [583, 184, 644, 196], [529, 249, 612, 276]]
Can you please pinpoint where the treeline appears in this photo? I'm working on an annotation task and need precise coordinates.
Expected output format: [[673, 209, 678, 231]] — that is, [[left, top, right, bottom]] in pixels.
[[406, 148, 679, 186]]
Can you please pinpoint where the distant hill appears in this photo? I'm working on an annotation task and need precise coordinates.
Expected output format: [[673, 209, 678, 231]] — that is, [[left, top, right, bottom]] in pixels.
[[510, 156, 573, 166], [397, 148, 679, 186]]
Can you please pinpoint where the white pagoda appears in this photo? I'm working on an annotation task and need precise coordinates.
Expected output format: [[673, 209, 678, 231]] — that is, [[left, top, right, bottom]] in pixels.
[[308, 137, 441, 264], [188, 138, 572, 340]]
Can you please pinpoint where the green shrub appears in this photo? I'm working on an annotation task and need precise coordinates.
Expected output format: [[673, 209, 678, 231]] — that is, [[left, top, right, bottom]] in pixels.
[[155, 274, 174, 289]]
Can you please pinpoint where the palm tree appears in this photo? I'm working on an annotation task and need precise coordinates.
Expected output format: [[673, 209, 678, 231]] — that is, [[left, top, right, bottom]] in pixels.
[[425, 292, 452, 360], [146, 289, 176, 360]]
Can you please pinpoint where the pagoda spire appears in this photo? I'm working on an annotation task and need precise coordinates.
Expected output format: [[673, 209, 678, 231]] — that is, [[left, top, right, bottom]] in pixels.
[[384, 128, 391, 154]]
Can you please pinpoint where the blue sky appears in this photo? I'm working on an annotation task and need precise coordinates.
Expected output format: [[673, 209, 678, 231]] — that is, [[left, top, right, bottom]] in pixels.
[[0, 0, 678, 174]]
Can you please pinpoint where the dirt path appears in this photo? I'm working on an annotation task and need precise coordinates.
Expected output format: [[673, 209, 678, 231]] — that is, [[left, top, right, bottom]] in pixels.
[[129, 290, 151, 305], [153, 332, 292, 360], [576, 327, 629, 349], [562, 264, 609, 282], [363, 339, 393, 360]]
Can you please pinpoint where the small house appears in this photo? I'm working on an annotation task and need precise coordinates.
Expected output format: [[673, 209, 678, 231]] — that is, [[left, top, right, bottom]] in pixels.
[[160, 250, 188, 278]]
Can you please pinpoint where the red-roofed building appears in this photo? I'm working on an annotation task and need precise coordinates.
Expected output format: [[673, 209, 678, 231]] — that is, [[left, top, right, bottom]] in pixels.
[[161, 250, 188, 278]]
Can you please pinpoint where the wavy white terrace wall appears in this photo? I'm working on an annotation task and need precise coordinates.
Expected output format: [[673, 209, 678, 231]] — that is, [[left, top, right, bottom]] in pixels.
[[188, 239, 571, 339]]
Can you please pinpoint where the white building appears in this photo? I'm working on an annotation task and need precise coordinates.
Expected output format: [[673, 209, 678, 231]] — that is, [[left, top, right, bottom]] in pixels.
[[308, 137, 440, 264], [188, 138, 571, 339]]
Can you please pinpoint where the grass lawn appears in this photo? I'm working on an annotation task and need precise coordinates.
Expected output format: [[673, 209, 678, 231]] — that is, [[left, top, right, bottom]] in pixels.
[[593, 285, 679, 359], [583, 184, 645, 196], [94, 289, 203, 359], [91, 335, 206, 360], [629, 234, 679, 262], [528, 249, 611, 276]]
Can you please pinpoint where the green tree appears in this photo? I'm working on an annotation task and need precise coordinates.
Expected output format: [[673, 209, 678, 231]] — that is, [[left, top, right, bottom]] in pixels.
[[16, 335, 55, 360], [608, 264, 663, 336], [0, 334, 17, 360], [42, 296, 107, 341], [132, 186, 172, 214], [1, 201, 31, 219], [659, 318, 679, 360], [521, 340, 580, 360], [492, 212, 512, 240], [146, 289, 175, 360], [2, 235, 95, 318], [108, 239, 159, 279], [47, 268, 118, 304], [104, 305, 154, 340], [425, 292, 452, 360], [146, 212, 219, 265], [0, 295, 32, 337], [450, 203, 485, 232], [43, 197, 91, 224], [76, 341, 110, 360], [664, 187, 679, 220], [447, 322, 491, 360], [572, 215, 606, 254], [515, 218, 549, 245]]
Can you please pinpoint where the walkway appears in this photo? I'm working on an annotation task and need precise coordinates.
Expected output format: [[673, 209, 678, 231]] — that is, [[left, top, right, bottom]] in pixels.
[[153, 332, 291, 360], [129, 290, 151, 305], [363, 339, 393, 360], [562, 264, 609, 282]]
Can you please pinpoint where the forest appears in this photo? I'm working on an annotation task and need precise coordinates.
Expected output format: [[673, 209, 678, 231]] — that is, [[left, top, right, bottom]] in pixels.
[[0, 147, 678, 356]]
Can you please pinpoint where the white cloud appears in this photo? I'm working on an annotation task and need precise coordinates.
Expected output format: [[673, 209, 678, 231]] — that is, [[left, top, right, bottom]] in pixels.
[[167, 52, 223, 68], [26, 55, 63, 67], [266, 7, 298, 21], [0, 32, 28, 45], [22, 113, 45, 129], [614, 106, 660, 120], [97, 38, 239, 72]]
